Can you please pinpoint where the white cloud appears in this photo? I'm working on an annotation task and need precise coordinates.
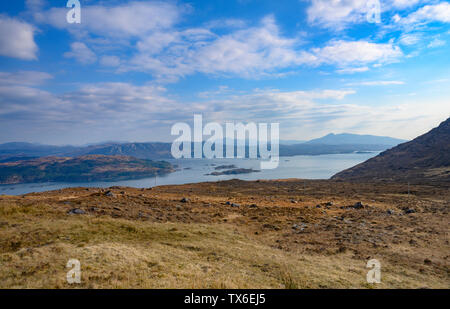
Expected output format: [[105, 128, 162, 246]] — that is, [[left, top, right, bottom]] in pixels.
[[399, 33, 422, 46], [0, 71, 52, 86], [30, 1, 407, 80], [347, 80, 405, 86], [1, 76, 448, 142], [337, 67, 370, 74], [64, 42, 97, 64], [188, 16, 301, 76], [308, 40, 403, 67], [25, 0, 46, 11], [0, 16, 38, 60], [390, 0, 422, 9], [36, 1, 182, 38], [398, 2, 450, 25], [427, 38, 446, 48], [126, 16, 305, 79], [128, 22, 403, 79], [100, 55, 121, 67], [307, 0, 368, 29], [205, 18, 247, 30], [306, 0, 429, 29], [179, 88, 448, 141]]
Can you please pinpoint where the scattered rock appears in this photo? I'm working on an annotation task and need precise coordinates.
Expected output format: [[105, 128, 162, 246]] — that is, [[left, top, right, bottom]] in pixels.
[[325, 202, 334, 207], [424, 258, 432, 265], [113, 207, 122, 211], [353, 202, 365, 209], [180, 197, 190, 203], [316, 205, 321, 208], [292, 222, 308, 231], [409, 239, 417, 246], [337, 246, 347, 253], [105, 191, 115, 197], [67, 208, 86, 215], [176, 205, 183, 211], [138, 212, 149, 219], [231, 203, 240, 208], [405, 208, 416, 214], [263, 224, 280, 231], [248, 204, 258, 208], [387, 209, 395, 215]]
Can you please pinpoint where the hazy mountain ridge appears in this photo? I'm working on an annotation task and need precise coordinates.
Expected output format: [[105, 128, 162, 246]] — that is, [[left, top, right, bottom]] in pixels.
[[0, 133, 405, 160], [306, 133, 406, 146], [332, 118, 450, 183]]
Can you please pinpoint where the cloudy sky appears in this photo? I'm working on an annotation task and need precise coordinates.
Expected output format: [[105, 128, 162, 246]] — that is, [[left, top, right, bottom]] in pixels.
[[0, 0, 449, 145]]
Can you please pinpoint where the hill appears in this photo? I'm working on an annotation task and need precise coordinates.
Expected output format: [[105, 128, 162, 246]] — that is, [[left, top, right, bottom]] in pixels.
[[306, 133, 406, 146], [0, 155, 174, 184], [332, 118, 450, 183], [69, 142, 172, 160]]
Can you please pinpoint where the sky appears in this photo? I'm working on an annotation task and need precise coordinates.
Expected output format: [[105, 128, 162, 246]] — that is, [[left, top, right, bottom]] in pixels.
[[0, 0, 449, 145]]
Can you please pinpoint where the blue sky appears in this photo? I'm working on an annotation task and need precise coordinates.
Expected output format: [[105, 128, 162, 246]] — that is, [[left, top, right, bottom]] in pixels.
[[0, 0, 449, 145]]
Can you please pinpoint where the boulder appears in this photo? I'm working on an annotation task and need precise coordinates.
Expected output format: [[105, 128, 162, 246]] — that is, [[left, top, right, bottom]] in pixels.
[[67, 208, 86, 215]]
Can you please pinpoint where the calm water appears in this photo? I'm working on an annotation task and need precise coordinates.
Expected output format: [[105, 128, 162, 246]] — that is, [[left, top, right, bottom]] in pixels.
[[0, 153, 378, 195]]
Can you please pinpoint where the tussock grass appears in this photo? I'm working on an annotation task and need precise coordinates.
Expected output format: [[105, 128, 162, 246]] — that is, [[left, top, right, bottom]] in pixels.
[[0, 198, 448, 289]]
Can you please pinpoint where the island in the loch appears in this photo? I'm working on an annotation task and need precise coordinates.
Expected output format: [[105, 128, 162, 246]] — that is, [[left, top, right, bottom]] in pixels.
[[206, 166, 260, 176], [0, 155, 174, 184]]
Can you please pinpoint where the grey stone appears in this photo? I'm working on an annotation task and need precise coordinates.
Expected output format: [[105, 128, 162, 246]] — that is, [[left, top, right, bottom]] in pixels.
[[68, 208, 86, 215], [353, 202, 364, 209]]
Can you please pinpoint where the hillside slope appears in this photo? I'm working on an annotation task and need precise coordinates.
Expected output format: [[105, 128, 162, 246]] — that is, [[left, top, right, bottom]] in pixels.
[[332, 118, 450, 183]]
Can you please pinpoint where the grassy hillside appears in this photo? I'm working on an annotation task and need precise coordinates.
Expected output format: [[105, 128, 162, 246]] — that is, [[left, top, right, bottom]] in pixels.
[[0, 180, 448, 288]]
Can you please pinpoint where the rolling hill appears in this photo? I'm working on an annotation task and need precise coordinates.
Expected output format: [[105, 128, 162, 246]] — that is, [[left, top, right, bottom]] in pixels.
[[332, 118, 450, 183]]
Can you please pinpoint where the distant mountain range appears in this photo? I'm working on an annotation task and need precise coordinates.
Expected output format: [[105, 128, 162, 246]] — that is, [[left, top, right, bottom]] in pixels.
[[332, 118, 450, 183], [305, 133, 406, 146], [0, 133, 406, 160]]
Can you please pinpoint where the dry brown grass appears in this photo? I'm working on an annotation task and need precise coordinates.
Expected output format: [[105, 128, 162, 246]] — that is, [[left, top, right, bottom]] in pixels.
[[0, 180, 449, 289]]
